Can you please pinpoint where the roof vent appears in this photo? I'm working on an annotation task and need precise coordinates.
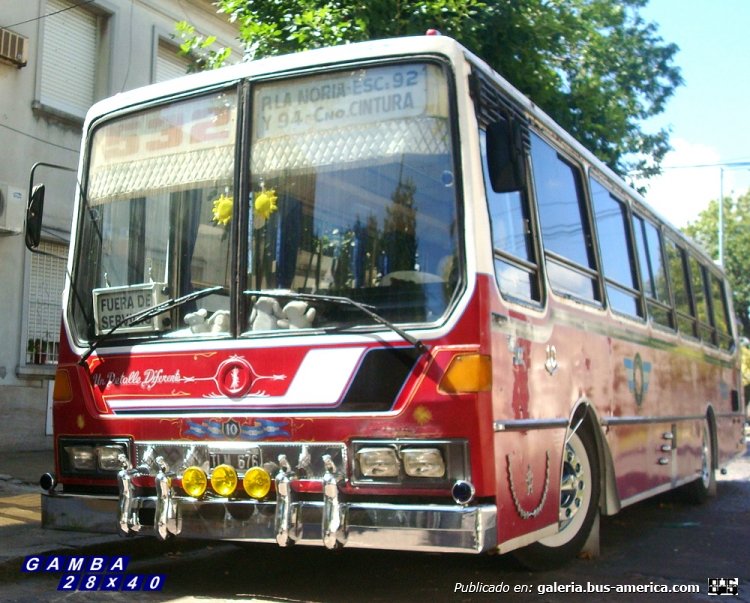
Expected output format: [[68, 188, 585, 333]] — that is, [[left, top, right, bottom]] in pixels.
[[0, 27, 28, 68]]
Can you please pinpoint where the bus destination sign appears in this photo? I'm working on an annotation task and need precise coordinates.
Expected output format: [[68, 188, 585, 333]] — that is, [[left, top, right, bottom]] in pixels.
[[254, 64, 431, 139]]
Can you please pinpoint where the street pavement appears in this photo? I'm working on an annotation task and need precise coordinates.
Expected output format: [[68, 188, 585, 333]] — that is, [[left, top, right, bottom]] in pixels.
[[2, 438, 749, 600], [0, 449, 122, 576]]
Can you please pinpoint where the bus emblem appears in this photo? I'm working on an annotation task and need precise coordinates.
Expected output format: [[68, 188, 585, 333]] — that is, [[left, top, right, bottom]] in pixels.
[[624, 354, 652, 406], [217, 358, 253, 397]]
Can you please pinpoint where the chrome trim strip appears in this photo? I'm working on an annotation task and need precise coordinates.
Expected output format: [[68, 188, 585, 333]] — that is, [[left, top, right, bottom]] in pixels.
[[601, 414, 705, 426], [42, 493, 498, 554], [493, 418, 568, 432], [713, 410, 746, 419]]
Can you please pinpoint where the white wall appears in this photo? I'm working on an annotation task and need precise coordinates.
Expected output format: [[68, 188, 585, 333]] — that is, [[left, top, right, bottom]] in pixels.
[[0, 0, 240, 450]]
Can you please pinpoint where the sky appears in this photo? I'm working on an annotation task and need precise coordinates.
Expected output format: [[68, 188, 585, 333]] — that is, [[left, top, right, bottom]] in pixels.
[[634, 0, 750, 227]]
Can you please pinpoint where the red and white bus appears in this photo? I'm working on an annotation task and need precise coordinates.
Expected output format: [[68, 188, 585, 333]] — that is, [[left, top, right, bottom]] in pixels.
[[31, 34, 745, 568]]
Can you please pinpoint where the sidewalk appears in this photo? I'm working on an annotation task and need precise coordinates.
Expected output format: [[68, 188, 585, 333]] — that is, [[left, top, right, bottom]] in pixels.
[[0, 449, 122, 576]]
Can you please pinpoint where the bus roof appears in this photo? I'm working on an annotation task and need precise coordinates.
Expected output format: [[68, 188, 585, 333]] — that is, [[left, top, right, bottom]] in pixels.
[[84, 34, 721, 272]]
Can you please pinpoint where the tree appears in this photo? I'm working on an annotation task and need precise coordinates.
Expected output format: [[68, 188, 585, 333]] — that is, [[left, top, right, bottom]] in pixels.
[[683, 190, 750, 339], [177, 0, 681, 178]]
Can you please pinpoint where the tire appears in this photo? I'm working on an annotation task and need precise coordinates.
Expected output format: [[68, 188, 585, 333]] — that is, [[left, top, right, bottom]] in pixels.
[[681, 419, 716, 504], [513, 427, 600, 570]]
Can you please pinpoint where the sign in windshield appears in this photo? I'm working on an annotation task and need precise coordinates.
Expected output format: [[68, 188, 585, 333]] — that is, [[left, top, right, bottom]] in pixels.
[[93, 283, 168, 335]]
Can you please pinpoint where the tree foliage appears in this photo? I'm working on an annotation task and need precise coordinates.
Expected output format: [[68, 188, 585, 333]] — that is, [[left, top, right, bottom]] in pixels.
[[177, 0, 681, 178], [684, 190, 750, 340]]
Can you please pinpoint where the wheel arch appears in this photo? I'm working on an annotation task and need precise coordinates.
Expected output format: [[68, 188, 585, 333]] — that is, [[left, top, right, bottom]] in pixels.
[[569, 399, 621, 516], [705, 404, 719, 471]]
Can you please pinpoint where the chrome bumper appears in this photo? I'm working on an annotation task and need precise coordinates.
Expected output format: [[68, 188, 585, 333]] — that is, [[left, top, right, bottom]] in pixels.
[[42, 491, 497, 554]]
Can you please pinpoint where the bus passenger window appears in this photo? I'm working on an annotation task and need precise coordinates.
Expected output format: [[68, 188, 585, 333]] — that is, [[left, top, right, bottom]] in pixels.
[[688, 256, 715, 344], [530, 133, 599, 302], [709, 273, 733, 349], [632, 215, 673, 328], [590, 177, 641, 317], [665, 238, 697, 337]]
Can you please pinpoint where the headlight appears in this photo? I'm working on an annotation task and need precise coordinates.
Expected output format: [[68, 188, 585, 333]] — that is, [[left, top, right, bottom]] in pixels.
[[60, 438, 131, 476], [356, 447, 400, 477], [97, 445, 126, 471], [402, 448, 446, 478], [351, 439, 467, 486], [67, 446, 96, 471]]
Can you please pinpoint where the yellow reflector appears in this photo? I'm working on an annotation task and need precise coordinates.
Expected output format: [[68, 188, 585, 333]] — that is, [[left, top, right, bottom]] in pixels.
[[182, 466, 208, 498], [243, 466, 272, 499], [210, 464, 238, 497], [439, 353, 492, 393], [53, 369, 72, 402]]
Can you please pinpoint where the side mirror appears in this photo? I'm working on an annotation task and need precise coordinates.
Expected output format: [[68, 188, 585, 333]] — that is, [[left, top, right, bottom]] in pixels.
[[486, 119, 525, 193], [26, 183, 45, 251]]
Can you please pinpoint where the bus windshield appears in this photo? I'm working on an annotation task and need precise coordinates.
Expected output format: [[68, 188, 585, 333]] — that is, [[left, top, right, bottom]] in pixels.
[[72, 62, 459, 343]]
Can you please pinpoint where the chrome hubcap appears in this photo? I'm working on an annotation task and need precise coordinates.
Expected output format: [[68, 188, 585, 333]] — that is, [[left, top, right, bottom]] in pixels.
[[558, 441, 586, 525], [699, 424, 712, 488]]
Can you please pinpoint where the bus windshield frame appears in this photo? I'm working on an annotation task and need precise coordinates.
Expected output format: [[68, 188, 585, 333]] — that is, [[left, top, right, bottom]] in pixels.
[[70, 60, 462, 345]]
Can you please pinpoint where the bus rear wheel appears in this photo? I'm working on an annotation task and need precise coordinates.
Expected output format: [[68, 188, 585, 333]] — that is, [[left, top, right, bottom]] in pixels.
[[681, 418, 716, 504], [512, 427, 600, 570]]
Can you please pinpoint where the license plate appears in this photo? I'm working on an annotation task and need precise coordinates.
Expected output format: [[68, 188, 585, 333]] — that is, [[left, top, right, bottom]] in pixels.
[[209, 449, 262, 472]]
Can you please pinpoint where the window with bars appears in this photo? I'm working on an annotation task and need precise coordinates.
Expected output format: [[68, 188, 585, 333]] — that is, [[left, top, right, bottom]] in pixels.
[[25, 241, 67, 366]]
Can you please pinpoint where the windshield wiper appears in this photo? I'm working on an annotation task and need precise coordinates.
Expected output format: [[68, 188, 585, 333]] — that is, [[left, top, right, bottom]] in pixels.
[[243, 290, 428, 355], [80, 285, 225, 365]]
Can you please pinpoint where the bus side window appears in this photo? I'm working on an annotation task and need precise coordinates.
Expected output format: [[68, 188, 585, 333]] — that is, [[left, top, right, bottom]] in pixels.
[[589, 177, 641, 317], [530, 133, 600, 303], [665, 238, 697, 337], [687, 255, 714, 344], [632, 214, 673, 329], [480, 128, 540, 302], [709, 272, 734, 350]]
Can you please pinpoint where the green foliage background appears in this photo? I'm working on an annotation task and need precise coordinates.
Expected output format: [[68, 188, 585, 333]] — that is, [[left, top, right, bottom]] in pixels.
[[684, 190, 750, 342], [177, 0, 682, 179]]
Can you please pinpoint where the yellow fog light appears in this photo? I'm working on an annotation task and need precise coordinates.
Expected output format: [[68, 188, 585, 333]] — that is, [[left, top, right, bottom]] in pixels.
[[210, 464, 238, 497], [182, 466, 208, 498], [243, 466, 272, 499], [439, 353, 492, 393]]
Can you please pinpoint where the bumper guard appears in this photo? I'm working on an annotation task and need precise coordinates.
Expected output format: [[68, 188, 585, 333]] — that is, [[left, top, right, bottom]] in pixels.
[[42, 452, 497, 554]]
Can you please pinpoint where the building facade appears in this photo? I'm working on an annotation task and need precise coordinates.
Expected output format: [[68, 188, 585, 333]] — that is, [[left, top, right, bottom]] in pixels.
[[0, 0, 239, 451]]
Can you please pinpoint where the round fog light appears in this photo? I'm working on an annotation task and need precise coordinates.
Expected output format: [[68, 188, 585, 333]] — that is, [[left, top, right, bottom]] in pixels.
[[452, 480, 475, 505], [182, 466, 208, 498], [211, 464, 238, 497], [243, 466, 272, 499]]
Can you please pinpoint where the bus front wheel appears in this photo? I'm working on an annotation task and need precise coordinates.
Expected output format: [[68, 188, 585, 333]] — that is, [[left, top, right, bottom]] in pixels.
[[512, 427, 600, 570]]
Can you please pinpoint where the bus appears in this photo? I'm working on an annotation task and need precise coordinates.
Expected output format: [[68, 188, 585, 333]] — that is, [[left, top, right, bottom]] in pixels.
[[31, 34, 745, 569]]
